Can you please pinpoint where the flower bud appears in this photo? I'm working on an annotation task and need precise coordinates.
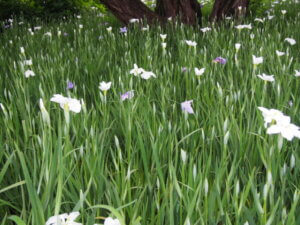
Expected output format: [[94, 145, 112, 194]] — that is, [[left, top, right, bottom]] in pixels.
[[204, 178, 209, 196]]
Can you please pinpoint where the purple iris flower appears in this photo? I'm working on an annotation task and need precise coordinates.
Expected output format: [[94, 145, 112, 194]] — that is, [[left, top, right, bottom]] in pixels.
[[213, 57, 227, 64], [120, 27, 128, 33], [181, 100, 194, 114], [181, 67, 188, 73], [67, 81, 74, 90], [121, 90, 134, 101]]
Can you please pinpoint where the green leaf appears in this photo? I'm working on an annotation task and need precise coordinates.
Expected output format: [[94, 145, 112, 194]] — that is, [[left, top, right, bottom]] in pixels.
[[17, 150, 45, 224], [0, 180, 25, 194], [8, 215, 26, 225]]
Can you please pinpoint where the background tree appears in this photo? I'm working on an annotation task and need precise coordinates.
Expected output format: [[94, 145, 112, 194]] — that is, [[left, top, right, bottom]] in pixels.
[[210, 0, 249, 21], [154, 0, 202, 25], [100, 0, 202, 25], [99, 0, 162, 24], [99, 0, 250, 25]]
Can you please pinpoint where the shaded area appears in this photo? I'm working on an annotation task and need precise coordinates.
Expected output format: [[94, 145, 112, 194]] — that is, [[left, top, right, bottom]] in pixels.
[[100, 0, 250, 25], [100, 0, 162, 24], [100, 0, 203, 25], [210, 0, 249, 21]]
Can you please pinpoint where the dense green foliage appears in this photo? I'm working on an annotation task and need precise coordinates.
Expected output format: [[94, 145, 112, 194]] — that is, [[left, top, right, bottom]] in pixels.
[[0, 0, 105, 21], [0, 0, 300, 225], [249, 0, 273, 16]]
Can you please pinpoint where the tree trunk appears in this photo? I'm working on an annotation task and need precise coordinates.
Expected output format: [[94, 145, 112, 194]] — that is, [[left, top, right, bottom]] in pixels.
[[155, 0, 202, 25], [100, 0, 202, 26], [100, 0, 162, 25], [210, 0, 249, 21]]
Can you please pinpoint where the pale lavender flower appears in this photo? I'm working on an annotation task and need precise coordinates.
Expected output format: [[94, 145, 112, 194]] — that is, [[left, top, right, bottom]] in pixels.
[[181, 100, 194, 114], [120, 27, 127, 33], [253, 55, 263, 65], [181, 67, 187, 73], [67, 81, 74, 90], [213, 57, 227, 64], [120, 90, 134, 101]]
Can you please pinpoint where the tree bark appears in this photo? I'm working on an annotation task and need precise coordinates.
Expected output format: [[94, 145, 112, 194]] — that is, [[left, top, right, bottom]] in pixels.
[[100, 0, 250, 25], [155, 0, 202, 25], [210, 0, 249, 21], [100, 0, 162, 25], [100, 0, 202, 26]]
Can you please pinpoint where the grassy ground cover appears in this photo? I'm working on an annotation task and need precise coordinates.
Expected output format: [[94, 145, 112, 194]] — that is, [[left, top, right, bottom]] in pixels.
[[0, 0, 300, 224]]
